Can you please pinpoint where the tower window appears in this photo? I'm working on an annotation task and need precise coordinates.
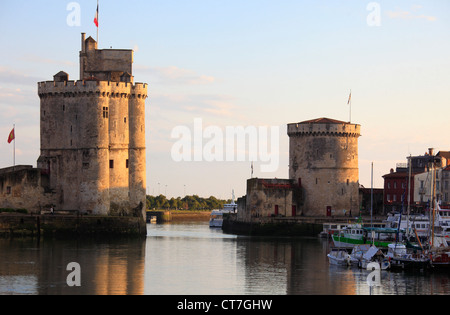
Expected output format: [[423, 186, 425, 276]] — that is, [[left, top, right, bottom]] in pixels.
[[126, 159, 129, 169], [103, 107, 109, 119], [109, 160, 114, 169], [6, 186, 11, 194], [124, 117, 127, 123]]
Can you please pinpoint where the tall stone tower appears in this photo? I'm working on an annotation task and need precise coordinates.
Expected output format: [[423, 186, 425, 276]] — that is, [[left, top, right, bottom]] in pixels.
[[37, 33, 148, 219], [287, 118, 361, 216]]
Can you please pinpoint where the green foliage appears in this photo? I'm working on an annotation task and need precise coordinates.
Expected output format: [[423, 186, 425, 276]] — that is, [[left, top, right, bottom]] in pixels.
[[146, 195, 230, 211]]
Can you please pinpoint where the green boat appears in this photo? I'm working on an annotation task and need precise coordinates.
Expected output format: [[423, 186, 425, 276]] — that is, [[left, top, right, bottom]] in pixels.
[[331, 224, 401, 248]]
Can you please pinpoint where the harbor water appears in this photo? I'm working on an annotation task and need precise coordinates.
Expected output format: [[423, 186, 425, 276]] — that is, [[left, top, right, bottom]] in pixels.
[[1, 221, 450, 295]]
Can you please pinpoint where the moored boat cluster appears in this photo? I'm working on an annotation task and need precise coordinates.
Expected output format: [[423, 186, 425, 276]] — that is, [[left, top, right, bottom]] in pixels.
[[325, 210, 450, 271]]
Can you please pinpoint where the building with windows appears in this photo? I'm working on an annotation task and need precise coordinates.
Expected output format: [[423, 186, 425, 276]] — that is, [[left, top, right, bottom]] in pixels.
[[383, 148, 448, 214], [1, 33, 148, 222], [414, 165, 450, 209], [382, 167, 416, 214]]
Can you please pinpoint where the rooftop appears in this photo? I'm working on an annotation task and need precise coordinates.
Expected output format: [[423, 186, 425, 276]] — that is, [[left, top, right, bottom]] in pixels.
[[298, 117, 349, 124]]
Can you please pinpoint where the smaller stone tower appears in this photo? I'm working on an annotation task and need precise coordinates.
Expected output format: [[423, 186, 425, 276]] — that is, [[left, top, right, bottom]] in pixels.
[[287, 118, 361, 216]]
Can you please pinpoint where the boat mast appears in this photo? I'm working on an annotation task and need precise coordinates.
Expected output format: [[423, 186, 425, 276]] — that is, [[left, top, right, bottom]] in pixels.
[[427, 148, 437, 248], [371, 162, 374, 244], [371, 162, 373, 229], [407, 155, 412, 240], [431, 157, 436, 248]]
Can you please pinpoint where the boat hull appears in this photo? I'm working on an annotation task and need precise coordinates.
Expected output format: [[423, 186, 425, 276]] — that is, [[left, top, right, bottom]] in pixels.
[[327, 253, 352, 266], [209, 220, 223, 228], [388, 258, 430, 270], [332, 235, 390, 248]]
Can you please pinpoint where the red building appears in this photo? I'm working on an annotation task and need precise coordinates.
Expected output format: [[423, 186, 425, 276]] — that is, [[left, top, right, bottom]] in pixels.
[[382, 168, 416, 214]]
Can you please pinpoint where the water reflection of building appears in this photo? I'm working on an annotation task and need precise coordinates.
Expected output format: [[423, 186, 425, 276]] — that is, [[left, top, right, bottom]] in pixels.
[[0, 239, 145, 295], [238, 238, 358, 295]]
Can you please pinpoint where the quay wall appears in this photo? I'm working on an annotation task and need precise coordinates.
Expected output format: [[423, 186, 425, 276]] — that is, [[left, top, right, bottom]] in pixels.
[[146, 210, 172, 223], [223, 214, 384, 237], [146, 210, 211, 223], [223, 218, 323, 237], [0, 214, 147, 238]]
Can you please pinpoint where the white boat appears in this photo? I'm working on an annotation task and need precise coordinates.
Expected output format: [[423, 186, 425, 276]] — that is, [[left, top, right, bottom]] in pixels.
[[327, 248, 352, 266], [349, 244, 371, 265], [384, 213, 430, 240], [209, 192, 238, 228], [359, 245, 390, 270], [209, 210, 225, 228], [150, 216, 157, 224], [433, 205, 450, 237], [319, 222, 348, 238]]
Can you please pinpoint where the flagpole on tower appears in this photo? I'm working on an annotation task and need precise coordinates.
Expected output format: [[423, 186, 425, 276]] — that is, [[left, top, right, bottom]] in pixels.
[[13, 124, 15, 169], [97, 0, 99, 46], [7, 125, 16, 169], [347, 89, 352, 123], [94, 0, 99, 46]]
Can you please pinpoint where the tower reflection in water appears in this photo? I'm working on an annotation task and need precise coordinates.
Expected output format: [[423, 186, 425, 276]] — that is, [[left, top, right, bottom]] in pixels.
[[0, 238, 146, 295]]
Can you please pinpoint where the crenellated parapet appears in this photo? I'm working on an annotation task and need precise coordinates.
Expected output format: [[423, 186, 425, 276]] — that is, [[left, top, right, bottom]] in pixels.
[[287, 120, 361, 138], [38, 80, 148, 99]]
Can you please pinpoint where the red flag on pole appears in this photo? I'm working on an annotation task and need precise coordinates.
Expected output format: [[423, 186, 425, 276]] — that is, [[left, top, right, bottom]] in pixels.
[[7, 128, 14, 144], [94, 3, 99, 27]]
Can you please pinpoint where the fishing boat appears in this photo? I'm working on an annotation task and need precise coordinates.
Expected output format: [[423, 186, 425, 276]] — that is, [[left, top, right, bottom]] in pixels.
[[331, 224, 399, 248]]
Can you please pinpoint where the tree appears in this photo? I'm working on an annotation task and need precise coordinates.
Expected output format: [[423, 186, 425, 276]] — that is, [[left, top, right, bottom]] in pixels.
[[146, 194, 227, 211]]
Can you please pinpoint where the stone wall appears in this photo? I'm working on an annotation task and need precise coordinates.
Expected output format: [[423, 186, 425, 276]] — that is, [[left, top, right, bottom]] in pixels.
[[80, 34, 133, 82], [0, 166, 56, 214], [0, 214, 147, 237], [237, 178, 300, 223]]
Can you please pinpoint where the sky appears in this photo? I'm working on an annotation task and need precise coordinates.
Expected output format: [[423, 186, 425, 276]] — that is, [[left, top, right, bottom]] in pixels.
[[0, 0, 449, 200]]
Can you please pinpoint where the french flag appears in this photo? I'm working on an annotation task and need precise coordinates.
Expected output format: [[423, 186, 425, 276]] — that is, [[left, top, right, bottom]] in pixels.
[[94, 3, 99, 27]]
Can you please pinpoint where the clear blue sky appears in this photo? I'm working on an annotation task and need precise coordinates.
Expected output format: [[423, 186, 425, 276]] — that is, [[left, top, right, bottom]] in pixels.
[[0, 0, 449, 199]]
